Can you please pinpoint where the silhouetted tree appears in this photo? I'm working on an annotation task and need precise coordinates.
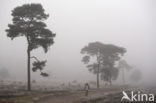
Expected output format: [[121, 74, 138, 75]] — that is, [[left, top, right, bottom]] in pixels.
[[6, 4, 55, 91], [118, 60, 132, 84], [81, 42, 126, 87], [81, 42, 105, 88]]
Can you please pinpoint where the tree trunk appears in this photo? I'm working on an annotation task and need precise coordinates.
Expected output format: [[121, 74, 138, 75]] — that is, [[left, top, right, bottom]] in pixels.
[[97, 58, 100, 89], [97, 69, 99, 89], [27, 48, 31, 91], [122, 68, 125, 85], [96, 49, 101, 89]]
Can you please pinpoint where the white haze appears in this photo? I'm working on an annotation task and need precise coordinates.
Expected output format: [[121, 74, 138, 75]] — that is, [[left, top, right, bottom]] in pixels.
[[0, 0, 156, 84]]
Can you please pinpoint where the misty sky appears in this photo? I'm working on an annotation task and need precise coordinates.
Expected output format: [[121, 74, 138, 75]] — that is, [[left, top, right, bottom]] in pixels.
[[0, 0, 156, 84]]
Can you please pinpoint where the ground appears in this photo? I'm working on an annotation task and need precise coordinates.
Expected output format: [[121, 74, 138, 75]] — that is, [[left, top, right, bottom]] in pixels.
[[1, 86, 156, 103]]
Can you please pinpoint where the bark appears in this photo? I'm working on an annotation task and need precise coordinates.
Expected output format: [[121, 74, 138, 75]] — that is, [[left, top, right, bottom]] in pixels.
[[27, 48, 31, 91]]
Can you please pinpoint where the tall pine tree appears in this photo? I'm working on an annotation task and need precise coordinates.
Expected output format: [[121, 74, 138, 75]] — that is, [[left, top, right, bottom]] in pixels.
[[6, 4, 56, 91]]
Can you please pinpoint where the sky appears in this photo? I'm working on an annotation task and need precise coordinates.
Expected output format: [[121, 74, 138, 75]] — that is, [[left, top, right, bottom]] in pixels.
[[0, 0, 156, 84]]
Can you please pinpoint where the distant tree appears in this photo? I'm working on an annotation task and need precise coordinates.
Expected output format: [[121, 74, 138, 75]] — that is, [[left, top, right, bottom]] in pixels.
[[101, 66, 119, 85], [118, 60, 132, 84], [0, 68, 10, 79], [32, 80, 36, 84], [81, 42, 126, 87], [99, 44, 126, 85], [130, 69, 142, 83], [6, 4, 56, 91]]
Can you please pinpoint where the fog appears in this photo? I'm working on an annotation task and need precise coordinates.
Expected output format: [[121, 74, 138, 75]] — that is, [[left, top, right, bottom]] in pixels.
[[0, 0, 156, 85]]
